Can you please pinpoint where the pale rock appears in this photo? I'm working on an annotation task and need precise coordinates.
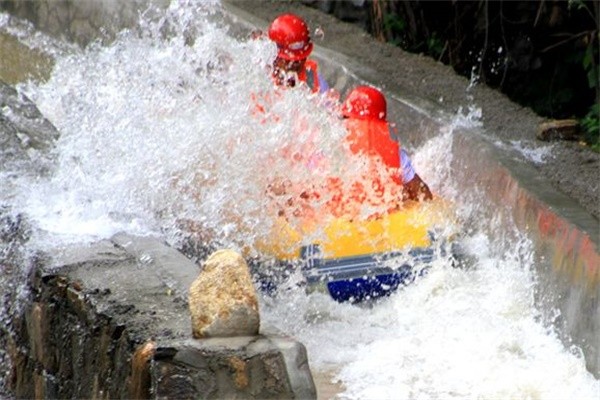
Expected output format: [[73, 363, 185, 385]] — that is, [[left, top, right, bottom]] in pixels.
[[189, 249, 259, 338]]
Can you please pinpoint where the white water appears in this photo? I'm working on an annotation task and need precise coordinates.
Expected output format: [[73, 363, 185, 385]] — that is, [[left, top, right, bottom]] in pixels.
[[2, 1, 598, 398]]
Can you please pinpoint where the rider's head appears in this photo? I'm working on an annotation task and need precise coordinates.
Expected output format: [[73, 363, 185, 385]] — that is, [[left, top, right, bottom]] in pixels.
[[268, 13, 313, 87], [268, 13, 313, 61], [341, 86, 387, 122]]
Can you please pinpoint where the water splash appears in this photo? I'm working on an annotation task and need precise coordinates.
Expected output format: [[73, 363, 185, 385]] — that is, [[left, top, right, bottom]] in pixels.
[[261, 107, 599, 398], [1, 1, 598, 398], [508, 140, 554, 164], [11, 1, 353, 255]]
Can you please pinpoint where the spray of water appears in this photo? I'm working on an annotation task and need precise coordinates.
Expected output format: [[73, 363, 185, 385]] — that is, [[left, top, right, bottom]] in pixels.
[[261, 107, 598, 398], [1, 1, 598, 398], [10, 0, 358, 257]]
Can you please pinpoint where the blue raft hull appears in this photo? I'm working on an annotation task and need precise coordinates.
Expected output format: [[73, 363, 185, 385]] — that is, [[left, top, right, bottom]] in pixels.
[[299, 244, 435, 303], [254, 243, 447, 303]]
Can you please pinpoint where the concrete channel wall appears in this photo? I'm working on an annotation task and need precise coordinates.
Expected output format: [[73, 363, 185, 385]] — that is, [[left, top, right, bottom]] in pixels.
[[1, 2, 598, 397], [0, 0, 169, 46], [319, 45, 600, 378]]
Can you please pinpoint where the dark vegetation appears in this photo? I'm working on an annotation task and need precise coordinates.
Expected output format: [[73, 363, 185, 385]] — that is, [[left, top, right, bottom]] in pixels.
[[309, 0, 599, 150]]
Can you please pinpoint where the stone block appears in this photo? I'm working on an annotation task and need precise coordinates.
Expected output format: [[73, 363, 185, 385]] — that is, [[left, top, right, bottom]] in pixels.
[[189, 249, 260, 338], [6, 236, 316, 399], [151, 337, 316, 399]]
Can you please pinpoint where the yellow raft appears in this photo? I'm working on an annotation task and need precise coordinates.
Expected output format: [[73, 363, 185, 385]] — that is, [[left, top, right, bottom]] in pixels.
[[255, 197, 458, 302]]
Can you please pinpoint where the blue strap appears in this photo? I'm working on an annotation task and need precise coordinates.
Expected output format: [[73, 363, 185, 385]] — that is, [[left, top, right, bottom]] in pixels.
[[306, 68, 316, 91]]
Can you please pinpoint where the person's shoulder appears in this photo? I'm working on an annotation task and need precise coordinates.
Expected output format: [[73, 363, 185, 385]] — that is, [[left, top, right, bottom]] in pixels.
[[305, 59, 319, 70]]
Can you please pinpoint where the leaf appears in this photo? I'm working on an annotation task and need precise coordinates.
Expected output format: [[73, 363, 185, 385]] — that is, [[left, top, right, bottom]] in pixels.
[[582, 44, 593, 69], [587, 68, 598, 89]]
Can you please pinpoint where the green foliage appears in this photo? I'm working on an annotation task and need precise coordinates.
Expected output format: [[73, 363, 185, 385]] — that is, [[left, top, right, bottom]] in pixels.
[[383, 13, 405, 36], [581, 103, 599, 151], [383, 13, 406, 47], [582, 41, 599, 89], [382, 12, 443, 58], [567, 0, 598, 149], [578, 31, 598, 149], [426, 33, 444, 59], [568, 0, 590, 12]]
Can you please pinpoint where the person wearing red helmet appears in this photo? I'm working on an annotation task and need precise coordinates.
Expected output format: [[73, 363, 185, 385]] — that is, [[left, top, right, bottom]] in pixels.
[[341, 85, 433, 203], [267, 13, 329, 94], [249, 13, 335, 122], [251, 14, 336, 220]]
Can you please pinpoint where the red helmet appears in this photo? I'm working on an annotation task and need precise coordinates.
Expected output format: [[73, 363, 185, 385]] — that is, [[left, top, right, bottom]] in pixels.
[[268, 13, 313, 61], [341, 86, 387, 121]]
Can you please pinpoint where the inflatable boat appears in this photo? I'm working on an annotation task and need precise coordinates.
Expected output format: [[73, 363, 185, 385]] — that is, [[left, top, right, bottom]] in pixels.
[[255, 197, 458, 303]]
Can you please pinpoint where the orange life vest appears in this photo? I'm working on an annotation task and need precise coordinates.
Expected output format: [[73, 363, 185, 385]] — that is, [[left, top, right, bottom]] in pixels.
[[325, 118, 403, 218], [344, 118, 402, 174], [250, 90, 282, 124]]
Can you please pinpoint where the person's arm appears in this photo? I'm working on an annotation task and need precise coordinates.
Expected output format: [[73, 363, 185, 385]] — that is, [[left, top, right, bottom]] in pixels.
[[403, 173, 433, 201], [317, 71, 330, 94], [399, 149, 433, 201]]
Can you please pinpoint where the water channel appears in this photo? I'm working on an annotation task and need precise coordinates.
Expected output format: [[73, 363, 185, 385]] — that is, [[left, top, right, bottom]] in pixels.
[[1, 1, 598, 398]]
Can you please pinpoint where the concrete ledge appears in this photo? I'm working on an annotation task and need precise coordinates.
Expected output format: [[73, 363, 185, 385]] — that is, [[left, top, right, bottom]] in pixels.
[[8, 236, 317, 399], [448, 131, 599, 374], [152, 336, 314, 399]]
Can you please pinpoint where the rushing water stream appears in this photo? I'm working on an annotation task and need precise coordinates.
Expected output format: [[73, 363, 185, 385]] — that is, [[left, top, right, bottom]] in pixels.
[[1, 1, 598, 398]]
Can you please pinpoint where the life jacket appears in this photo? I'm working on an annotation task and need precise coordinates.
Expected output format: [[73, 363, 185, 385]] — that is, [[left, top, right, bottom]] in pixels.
[[250, 60, 330, 221], [344, 118, 402, 173], [325, 118, 403, 218], [298, 59, 320, 94]]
